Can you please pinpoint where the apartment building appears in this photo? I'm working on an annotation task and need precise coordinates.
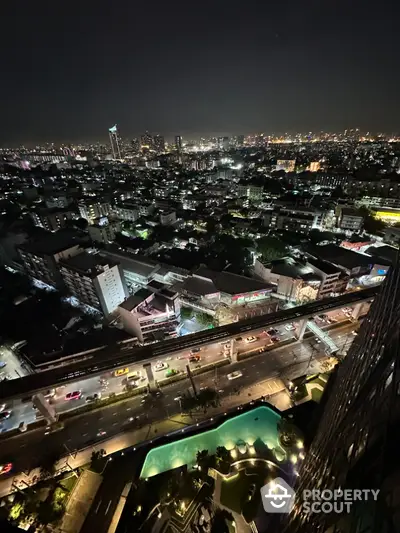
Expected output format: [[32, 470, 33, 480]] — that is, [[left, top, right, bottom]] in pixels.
[[30, 207, 76, 232], [78, 201, 111, 224], [59, 251, 128, 316], [18, 233, 85, 288]]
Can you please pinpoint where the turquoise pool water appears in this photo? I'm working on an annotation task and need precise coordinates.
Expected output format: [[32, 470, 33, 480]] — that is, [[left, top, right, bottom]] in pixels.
[[140, 406, 281, 479]]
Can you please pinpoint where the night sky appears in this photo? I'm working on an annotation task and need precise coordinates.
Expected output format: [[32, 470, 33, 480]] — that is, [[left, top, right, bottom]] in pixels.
[[1, 0, 399, 144]]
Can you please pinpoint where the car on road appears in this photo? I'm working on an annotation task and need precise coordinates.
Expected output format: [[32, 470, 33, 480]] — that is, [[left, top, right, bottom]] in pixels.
[[0, 362, 6, 369], [154, 361, 168, 372], [0, 411, 11, 420], [266, 328, 279, 336], [114, 367, 129, 377], [126, 370, 142, 382], [227, 371, 243, 380], [65, 390, 82, 401], [246, 336, 257, 343], [235, 337, 243, 342], [189, 354, 201, 362], [270, 336, 280, 343], [165, 368, 179, 377], [44, 389, 56, 399], [285, 323, 295, 331], [97, 430, 107, 437], [141, 390, 162, 404], [190, 347, 201, 355], [85, 393, 101, 403], [174, 394, 184, 402], [0, 463, 13, 476]]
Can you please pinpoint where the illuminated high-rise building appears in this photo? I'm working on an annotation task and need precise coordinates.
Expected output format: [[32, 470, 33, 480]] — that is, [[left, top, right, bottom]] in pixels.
[[217, 136, 230, 150], [140, 131, 154, 150], [175, 135, 182, 152], [108, 124, 122, 159], [289, 260, 400, 532], [153, 134, 165, 153], [131, 138, 140, 153]]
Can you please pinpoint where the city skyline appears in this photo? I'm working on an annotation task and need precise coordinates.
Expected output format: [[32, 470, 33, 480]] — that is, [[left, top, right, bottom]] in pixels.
[[1, 0, 399, 144]]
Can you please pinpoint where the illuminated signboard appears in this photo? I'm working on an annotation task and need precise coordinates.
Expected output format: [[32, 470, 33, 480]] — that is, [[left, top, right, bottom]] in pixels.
[[377, 269, 387, 276]]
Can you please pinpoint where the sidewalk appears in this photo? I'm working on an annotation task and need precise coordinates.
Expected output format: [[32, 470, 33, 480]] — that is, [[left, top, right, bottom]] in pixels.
[[58, 470, 102, 533], [0, 377, 290, 498]]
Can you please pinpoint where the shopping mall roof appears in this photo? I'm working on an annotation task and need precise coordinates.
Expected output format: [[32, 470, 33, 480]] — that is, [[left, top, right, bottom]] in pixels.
[[268, 257, 321, 281], [183, 267, 274, 297], [305, 243, 373, 272]]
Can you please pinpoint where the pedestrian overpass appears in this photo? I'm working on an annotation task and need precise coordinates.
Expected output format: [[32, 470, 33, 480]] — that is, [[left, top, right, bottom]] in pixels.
[[306, 320, 339, 354]]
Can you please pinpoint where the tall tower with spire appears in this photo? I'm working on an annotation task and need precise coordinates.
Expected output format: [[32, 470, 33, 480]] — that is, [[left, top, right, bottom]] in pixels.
[[108, 124, 122, 159]]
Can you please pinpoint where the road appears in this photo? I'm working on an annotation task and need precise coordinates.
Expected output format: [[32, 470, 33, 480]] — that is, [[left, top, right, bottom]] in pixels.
[[0, 344, 29, 381], [0, 320, 357, 478], [0, 306, 357, 434]]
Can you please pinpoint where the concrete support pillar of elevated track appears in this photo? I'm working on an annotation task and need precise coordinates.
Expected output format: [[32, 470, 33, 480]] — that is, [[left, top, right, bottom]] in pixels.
[[295, 319, 308, 341], [229, 338, 237, 363], [143, 362, 155, 391], [351, 302, 363, 320], [32, 393, 58, 425]]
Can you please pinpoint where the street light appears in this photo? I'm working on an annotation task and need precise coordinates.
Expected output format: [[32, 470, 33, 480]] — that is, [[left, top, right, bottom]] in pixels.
[[100, 457, 112, 475]]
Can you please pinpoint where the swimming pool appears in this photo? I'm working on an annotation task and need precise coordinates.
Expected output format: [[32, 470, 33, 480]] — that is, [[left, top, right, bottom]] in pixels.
[[140, 406, 282, 478]]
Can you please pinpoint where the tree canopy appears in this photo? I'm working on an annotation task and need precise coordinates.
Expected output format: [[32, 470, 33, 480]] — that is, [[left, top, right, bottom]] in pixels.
[[256, 236, 287, 262]]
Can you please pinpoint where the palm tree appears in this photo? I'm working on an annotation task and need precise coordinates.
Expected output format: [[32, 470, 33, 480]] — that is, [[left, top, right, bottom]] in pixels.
[[215, 446, 230, 466]]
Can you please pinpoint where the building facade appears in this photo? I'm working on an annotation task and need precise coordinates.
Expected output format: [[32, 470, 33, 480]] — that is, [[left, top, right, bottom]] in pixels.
[[289, 263, 400, 532], [78, 202, 111, 224], [59, 252, 128, 315]]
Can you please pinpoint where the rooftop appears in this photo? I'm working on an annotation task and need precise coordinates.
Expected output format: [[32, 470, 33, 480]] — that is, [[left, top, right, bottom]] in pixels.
[[18, 231, 85, 256], [268, 257, 321, 280], [304, 243, 373, 271], [183, 267, 274, 296], [60, 251, 117, 277], [365, 245, 397, 266], [119, 288, 153, 311], [306, 257, 342, 275]]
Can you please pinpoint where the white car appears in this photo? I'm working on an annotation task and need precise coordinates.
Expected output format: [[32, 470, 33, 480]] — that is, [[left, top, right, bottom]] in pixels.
[[227, 371, 243, 380], [285, 324, 295, 331], [154, 361, 168, 372], [246, 336, 257, 343]]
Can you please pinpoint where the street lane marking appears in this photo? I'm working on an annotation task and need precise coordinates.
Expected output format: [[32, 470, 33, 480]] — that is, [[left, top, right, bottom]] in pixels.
[[95, 500, 102, 513], [105, 500, 112, 515]]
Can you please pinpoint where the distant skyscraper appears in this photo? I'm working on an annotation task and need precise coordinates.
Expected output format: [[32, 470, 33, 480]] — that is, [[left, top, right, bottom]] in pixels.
[[290, 261, 400, 533], [131, 138, 140, 153], [109, 125, 122, 159], [153, 134, 165, 153], [217, 136, 229, 150], [237, 135, 245, 147], [141, 131, 154, 150], [175, 135, 182, 152]]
